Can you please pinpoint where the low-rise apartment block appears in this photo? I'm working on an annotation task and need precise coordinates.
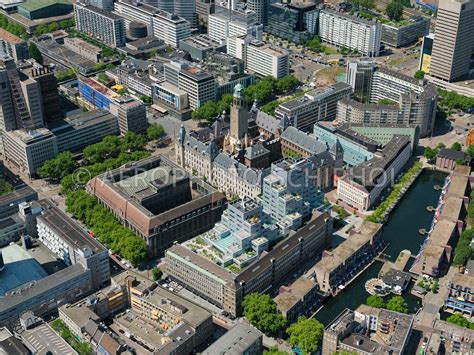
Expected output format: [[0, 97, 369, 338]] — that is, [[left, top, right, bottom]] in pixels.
[[87, 156, 225, 257], [274, 276, 319, 324], [314, 221, 383, 294], [411, 167, 471, 277], [444, 273, 473, 317], [322, 305, 414, 355]]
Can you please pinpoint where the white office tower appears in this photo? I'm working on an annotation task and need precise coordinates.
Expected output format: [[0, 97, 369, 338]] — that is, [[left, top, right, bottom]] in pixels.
[[157, 0, 174, 12], [319, 9, 382, 57], [174, 0, 197, 28], [245, 41, 289, 79], [153, 11, 191, 47], [430, 0, 474, 82], [75, 2, 126, 48], [114, 0, 158, 34], [208, 5, 262, 45]]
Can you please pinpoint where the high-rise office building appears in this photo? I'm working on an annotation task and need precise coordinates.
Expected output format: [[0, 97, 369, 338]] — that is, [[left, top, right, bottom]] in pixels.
[[19, 64, 63, 125], [196, 0, 215, 23], [157, 0, 174, 12], [0, 56, 43, 150], [74, 2, 126, 48], [247, 0, 268, 26], [152, 11, 192, 47], [430, 0, 474, 82], [174, 0, 197, 28], [267, 2, 319, 43]]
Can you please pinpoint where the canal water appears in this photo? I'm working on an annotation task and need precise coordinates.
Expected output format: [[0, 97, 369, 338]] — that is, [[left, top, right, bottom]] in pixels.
[[316, 169, 447, 325]]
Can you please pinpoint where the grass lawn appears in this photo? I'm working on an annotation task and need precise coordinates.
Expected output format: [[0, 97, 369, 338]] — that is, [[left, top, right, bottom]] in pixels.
[[315, 66, 345, 86]]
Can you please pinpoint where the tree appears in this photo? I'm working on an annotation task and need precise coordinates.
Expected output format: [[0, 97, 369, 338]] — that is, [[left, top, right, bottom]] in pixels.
[[264, 346, 288, 355], [466, 145, 474, 158], [152, 267, 162, 281], [38, 152, 76, 181], [140, 95, 152, 104], [192, 101, 218, 122], [0, 179, 13, 196], [242, 293, 286, 334], [386, 1, 404, 21], [424, 146, 439, 161], [414, 70, 425, 79], [286, 316, 324, 355], [117, 88, 128, 95], [121, 132, 146, 152], [446, 313, 472, 328], [367, 295, 385, 308], [97, 72, 109, 83], [28, 43, 43, 64], [217, 93, 233, 114], [275, 75, 300, 93], [386, 296, 408, 313], [147, 123, 165, 140], [451, 142, 462, 151]]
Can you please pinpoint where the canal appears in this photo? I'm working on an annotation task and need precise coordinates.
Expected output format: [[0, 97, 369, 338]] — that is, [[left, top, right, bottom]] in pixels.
[[316, 169, 448, 325]]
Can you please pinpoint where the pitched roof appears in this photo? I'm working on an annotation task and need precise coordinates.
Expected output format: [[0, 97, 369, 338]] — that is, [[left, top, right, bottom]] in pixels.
[[281, 126, 328, 154], [438, 148, 468, 161]]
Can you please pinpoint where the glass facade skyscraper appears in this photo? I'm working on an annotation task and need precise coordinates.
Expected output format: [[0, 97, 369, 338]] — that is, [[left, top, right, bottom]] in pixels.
[[267, 3, 319, 43]]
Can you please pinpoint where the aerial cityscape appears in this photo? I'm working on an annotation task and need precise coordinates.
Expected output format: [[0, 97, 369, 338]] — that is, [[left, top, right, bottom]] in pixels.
[[0, 0, 473, 354]]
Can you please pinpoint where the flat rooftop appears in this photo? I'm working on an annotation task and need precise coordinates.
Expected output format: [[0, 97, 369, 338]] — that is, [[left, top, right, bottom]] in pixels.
[[0, 244, 48, 296], [21, 322, 76, 355], [37, 201, 105, 254], [275, 277, 317, 312], [0, 263, 86, 311], [202, 323, 262, 354], [248, 41, 288, 57], [181, 34, 222, 49], [6, 128, 54, 145], [349, 135, 410, 189], [446, 174, 469, 198], [439, 196, 464, 223], [0, 27, 24, 44], [315, 221, 381, 273], [0, 185, 37, 207], [450, 272, 474, 286], [428, 219, 457, 246]]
